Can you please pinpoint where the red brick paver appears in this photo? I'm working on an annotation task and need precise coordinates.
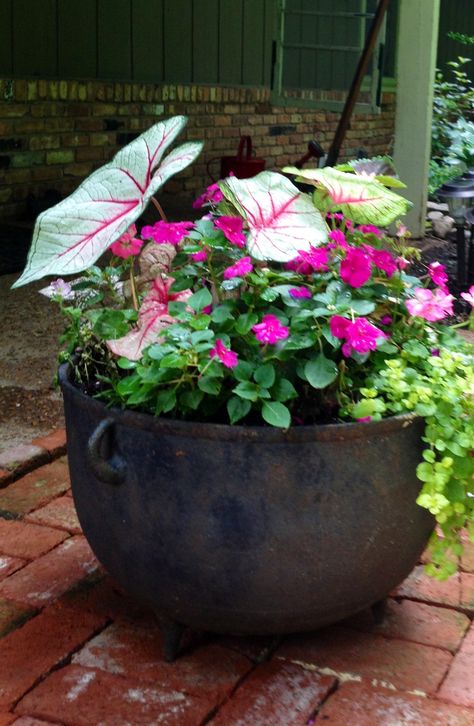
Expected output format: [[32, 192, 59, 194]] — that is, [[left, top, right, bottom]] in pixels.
[[317, 681, 474, 725], [0, 520, 68, 560], [0, 433, 472, 725], [0, 603, 107, 709], [25, 496, 81, 534], [15, 664, 216, 726], [31, 429, 67, 458], [0, 536, 99, 607], [0, 460, 70, 517], [211, 660, 335, 725], [438, 625, 474, 708]]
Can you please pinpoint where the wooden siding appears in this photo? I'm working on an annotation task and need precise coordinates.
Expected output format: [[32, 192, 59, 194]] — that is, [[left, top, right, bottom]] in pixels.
[[0, 0, 275, 85], [437, 0, 474, 78]]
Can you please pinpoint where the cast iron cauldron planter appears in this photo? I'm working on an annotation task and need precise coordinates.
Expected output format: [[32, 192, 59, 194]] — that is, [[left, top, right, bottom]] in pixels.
[[59, 363, 433, 660]]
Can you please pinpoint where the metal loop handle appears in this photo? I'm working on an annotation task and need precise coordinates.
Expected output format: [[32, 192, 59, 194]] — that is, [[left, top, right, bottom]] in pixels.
[[87, 418, 127, 486]]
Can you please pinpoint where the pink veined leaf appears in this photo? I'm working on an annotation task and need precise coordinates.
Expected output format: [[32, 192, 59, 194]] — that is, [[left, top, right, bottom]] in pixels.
[[282, 166, 411, 227], [106, 277, 191, 361], [13, 116, 203, 288], [219, 171, 327, 262]]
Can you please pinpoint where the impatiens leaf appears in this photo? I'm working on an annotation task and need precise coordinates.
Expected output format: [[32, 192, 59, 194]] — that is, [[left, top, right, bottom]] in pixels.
[[261, 401, 291, 428], [282, 166, 411, 227], [219, 171, 328, 261], [13, 116, 203, 287]]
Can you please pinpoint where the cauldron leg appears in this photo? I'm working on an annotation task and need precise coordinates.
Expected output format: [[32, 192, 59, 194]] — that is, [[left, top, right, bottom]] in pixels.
[[371, 598, 387, 625], [158, 616, 185, 662]]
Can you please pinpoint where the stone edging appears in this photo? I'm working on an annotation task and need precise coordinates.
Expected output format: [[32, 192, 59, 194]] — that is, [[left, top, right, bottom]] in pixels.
[[0, 429, 67, 489]]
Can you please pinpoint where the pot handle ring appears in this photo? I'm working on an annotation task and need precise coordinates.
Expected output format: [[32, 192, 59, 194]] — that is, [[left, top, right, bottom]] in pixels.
[[87, 418, 127, 486]]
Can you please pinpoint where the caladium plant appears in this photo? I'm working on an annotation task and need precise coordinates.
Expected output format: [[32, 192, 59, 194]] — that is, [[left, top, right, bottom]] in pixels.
[[282, 165, 411, 226], [14, 115, 474, 580], [219, 171, 328, 261], [13, 116, 202, 288]]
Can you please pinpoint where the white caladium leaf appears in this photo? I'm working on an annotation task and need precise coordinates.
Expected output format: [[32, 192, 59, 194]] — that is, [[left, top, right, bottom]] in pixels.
[[13, 116, 203, 288], [219, 171, 328, 262], [107, 276, 191, 361], [283, 166, 411, 226]]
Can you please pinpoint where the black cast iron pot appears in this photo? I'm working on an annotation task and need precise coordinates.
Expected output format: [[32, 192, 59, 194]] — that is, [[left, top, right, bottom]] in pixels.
[[59, 363, 433, 657]]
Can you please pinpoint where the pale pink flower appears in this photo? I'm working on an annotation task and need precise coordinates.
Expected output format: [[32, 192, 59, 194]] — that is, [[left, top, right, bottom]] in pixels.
[[214, 216, 246, 248], [460, 285, 474, 307], [42, 278, 74, 299], [110, 224, 143, 258], [406, 287, 454, 322], [330, 315, 387, 358], [396, 223, 408, 237], [223, 256, 253, 279], [252, 314, 289, 344], [193, 181, 224, 208], [396, 256, 410, 271], [141, 221, 194, 245], [289, 286, 312, 299], [210, 339, 238, 368], [428, 262, 449, 287], [340, 247, 371, 288]]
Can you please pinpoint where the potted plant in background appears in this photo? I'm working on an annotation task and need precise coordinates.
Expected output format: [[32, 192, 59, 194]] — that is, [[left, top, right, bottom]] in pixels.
[[13, 116, 474, 661]]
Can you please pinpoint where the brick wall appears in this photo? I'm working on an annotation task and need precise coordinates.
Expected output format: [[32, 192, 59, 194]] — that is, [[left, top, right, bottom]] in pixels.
[[0, 79, 396, 221]]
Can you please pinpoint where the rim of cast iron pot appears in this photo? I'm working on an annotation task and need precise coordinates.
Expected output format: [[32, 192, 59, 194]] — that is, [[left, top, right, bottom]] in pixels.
[[58, 363, 421, 444]]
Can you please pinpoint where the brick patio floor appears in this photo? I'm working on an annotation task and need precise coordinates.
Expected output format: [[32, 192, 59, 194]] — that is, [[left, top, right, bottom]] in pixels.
[[0, 430, 473, 725]]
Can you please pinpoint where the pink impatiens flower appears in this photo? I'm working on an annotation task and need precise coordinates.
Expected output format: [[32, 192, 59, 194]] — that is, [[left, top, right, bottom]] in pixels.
[[406, 287, 454, 322], [371, 249, 397, 278], [190, 249, 208, 262], [428, 261, 449, 287], [192, 181, 224, 209], [358, 224, 383, 238], [110, 224, 143, 258], [252, 314, 289, 344], [214, 216, 246, 248], [210, 339, 238, 368], [141, 221, 194, 246], [340, 247, 372, 288], [328, 229, 348, 248], [223, 256, 253, 279], [286, 246, 329, 274], [329, 315, 387, 358], [461, 285, 474, 306], [289, 286, 312, 299]]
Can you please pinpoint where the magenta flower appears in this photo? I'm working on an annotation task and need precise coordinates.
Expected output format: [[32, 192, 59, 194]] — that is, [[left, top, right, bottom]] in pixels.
[[193, 181, 224, 209], [141, 221, 194, 246], [406, 287, 454, 322], [223, 256, 253, 279], [358, 224, 383, 238], [190, 249, 207, 262], [357, 416, 372, 423], [371, 249, 397, 278], [340, 248, 372, 288], [287, 246, 329, 273], [380, 315, 393, 325], [328, 229, 347, 248], [461, 285, 474, 307], [214, 216, 246, 248], [252, 314, 289, 344], [330, 315, 387, 358], [110, 224, 143, 258], [210, 339, 238, 368], [428, 262, 449, 287], [289, 286, 312, 299]]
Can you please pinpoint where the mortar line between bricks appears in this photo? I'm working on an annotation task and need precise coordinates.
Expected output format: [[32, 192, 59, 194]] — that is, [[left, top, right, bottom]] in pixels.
[[309, 676, 340, 724], [8, 617, 113, 713], [432, 623, 473, 696], [393, 594, 470, 617], [198, 637, 283, 725]]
